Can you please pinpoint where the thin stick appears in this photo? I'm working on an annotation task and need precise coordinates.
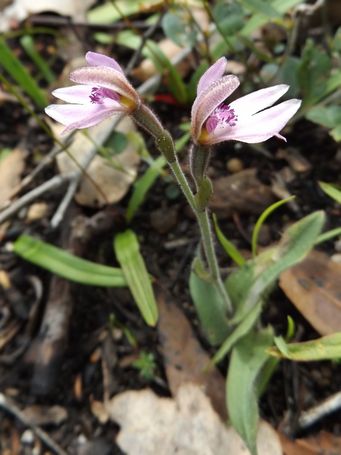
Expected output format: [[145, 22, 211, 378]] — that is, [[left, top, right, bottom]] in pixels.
[[0, 173, 73, 225], [0, 393, 68, 455], [298, 391, 341, 430]]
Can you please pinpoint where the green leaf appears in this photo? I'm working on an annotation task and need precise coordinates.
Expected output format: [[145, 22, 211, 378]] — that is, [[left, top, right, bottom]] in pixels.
[[319, 181, 341, 204], [241, 0, 304, 36], [227, 328, 274, 455], [0, 38, 47, 108], [240, 0, 280, 18], [298, 39, 332, 105], [114, 229, 158, 326], [104, 130, 128, 155], [212, 214, 245, 266], [306, 106, 341, 129], [189, 264, 230, 345], [87, 0, 161, 24], [13, 235, 126, 287], [20, 35, 55, 84], [145, 40, 188, 104], [232, 211, 326, 322], [331, 125, 341, 142], [251, 196, 295, 257], [126, 156, 166, 222], [212, 302, 262, 364], [269, 333, 341, 361], [212, 2, 244, 36], [316, 227, 341, 245], [162, 11, 197, 48]]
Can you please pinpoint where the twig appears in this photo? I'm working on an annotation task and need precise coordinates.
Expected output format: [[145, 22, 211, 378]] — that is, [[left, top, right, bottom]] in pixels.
[[0, 173, 73, 225], [298, 391, 341, 430], [0, 393, 68, 455], [27, 15, 150, 30], [125, 10, 165, 75]]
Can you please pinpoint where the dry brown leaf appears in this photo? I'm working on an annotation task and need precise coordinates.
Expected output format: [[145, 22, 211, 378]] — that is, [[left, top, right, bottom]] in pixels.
[[56, 116, 140, 207], [0, 0, 96, 31], [90, 399, 109, 424], [0, 147, 26, 207], [210, 168, 275, 218], [280, 250, 341, 335], [157, 289, 227, 420], [106, 383, 282, 455], [279, 431, 341, 455]]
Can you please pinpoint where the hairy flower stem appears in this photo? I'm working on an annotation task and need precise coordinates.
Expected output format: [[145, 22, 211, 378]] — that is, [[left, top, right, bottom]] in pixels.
[[132, 104, 233, 315], [171, 158, 232, 315], [196, 208, 233, 315]]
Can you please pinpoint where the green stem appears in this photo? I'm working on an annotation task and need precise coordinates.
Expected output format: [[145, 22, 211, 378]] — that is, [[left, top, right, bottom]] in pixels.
[[197, 209, 233, 315], [168, 159, 196, 213], [131, 104, 233, 315], [169, 159, 233, 316]]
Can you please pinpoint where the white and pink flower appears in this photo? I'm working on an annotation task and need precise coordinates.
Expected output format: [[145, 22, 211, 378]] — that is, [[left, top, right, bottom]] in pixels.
[[45, 52, 140, 133], [191, 57, 301, 145]]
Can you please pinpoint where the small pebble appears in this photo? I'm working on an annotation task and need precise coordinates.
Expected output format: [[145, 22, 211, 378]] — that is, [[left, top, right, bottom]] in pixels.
[[21, 429, 34, 445], [226, 158, 243, 173]]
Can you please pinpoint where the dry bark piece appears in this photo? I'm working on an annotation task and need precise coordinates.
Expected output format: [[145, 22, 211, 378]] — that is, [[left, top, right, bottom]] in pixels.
[[157, 289, 226, 420], [106, 383, 282, 455], [279, 250, 341, 335], [22, 405, 67, 426], [210, 168, 275, 218], [0, 146, 26, 207], [56, 117, 140, 208]]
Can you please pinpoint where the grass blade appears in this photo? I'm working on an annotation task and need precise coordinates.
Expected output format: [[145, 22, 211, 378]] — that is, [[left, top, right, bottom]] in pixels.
[[0, 38, 47, 108], [20, 35, 55, 84]]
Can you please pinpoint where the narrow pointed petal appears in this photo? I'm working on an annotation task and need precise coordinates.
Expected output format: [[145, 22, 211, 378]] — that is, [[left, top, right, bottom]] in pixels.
[[191, 75, 240, 141], [211, 99, 301, 144], [45, 103, 124, 128], [85, 51, 123, 73], [70, 66, 139, 107], [197, 57, 227, 95], [52, 85, 94, 104], [62, 108, 123, 133], [229, 84, 289, 118]]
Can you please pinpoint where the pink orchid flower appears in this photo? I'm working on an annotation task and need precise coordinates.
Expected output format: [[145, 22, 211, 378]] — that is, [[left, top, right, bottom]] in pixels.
[[45, 52, 140, 133], [191, 57, 301, 145]]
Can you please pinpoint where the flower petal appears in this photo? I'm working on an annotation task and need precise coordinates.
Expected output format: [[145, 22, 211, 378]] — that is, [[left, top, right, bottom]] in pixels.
[[85, 51, 123, 73], [70, 66, 140, 107], [45, 103, 124, 131], [210, 99, 301, 144], [52, 85, 121, 108], [229, 84, 289, 119], [197, 57, 227, 95], [52, 85, 95, 104], [191, 75, 240, 142]]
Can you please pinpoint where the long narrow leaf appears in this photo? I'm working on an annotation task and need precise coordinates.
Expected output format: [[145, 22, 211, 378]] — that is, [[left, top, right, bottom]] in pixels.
[[269, 333, 341, 361], [251, 196, 295, 257], [20, 35, 55, 84], [126, 156, 166, 222], [0, 38, 47, 108], [13, 235, 127, 287], [213, 214, 245, 266], [114, 230, 158, 326], [227, 329, 274, 455]]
